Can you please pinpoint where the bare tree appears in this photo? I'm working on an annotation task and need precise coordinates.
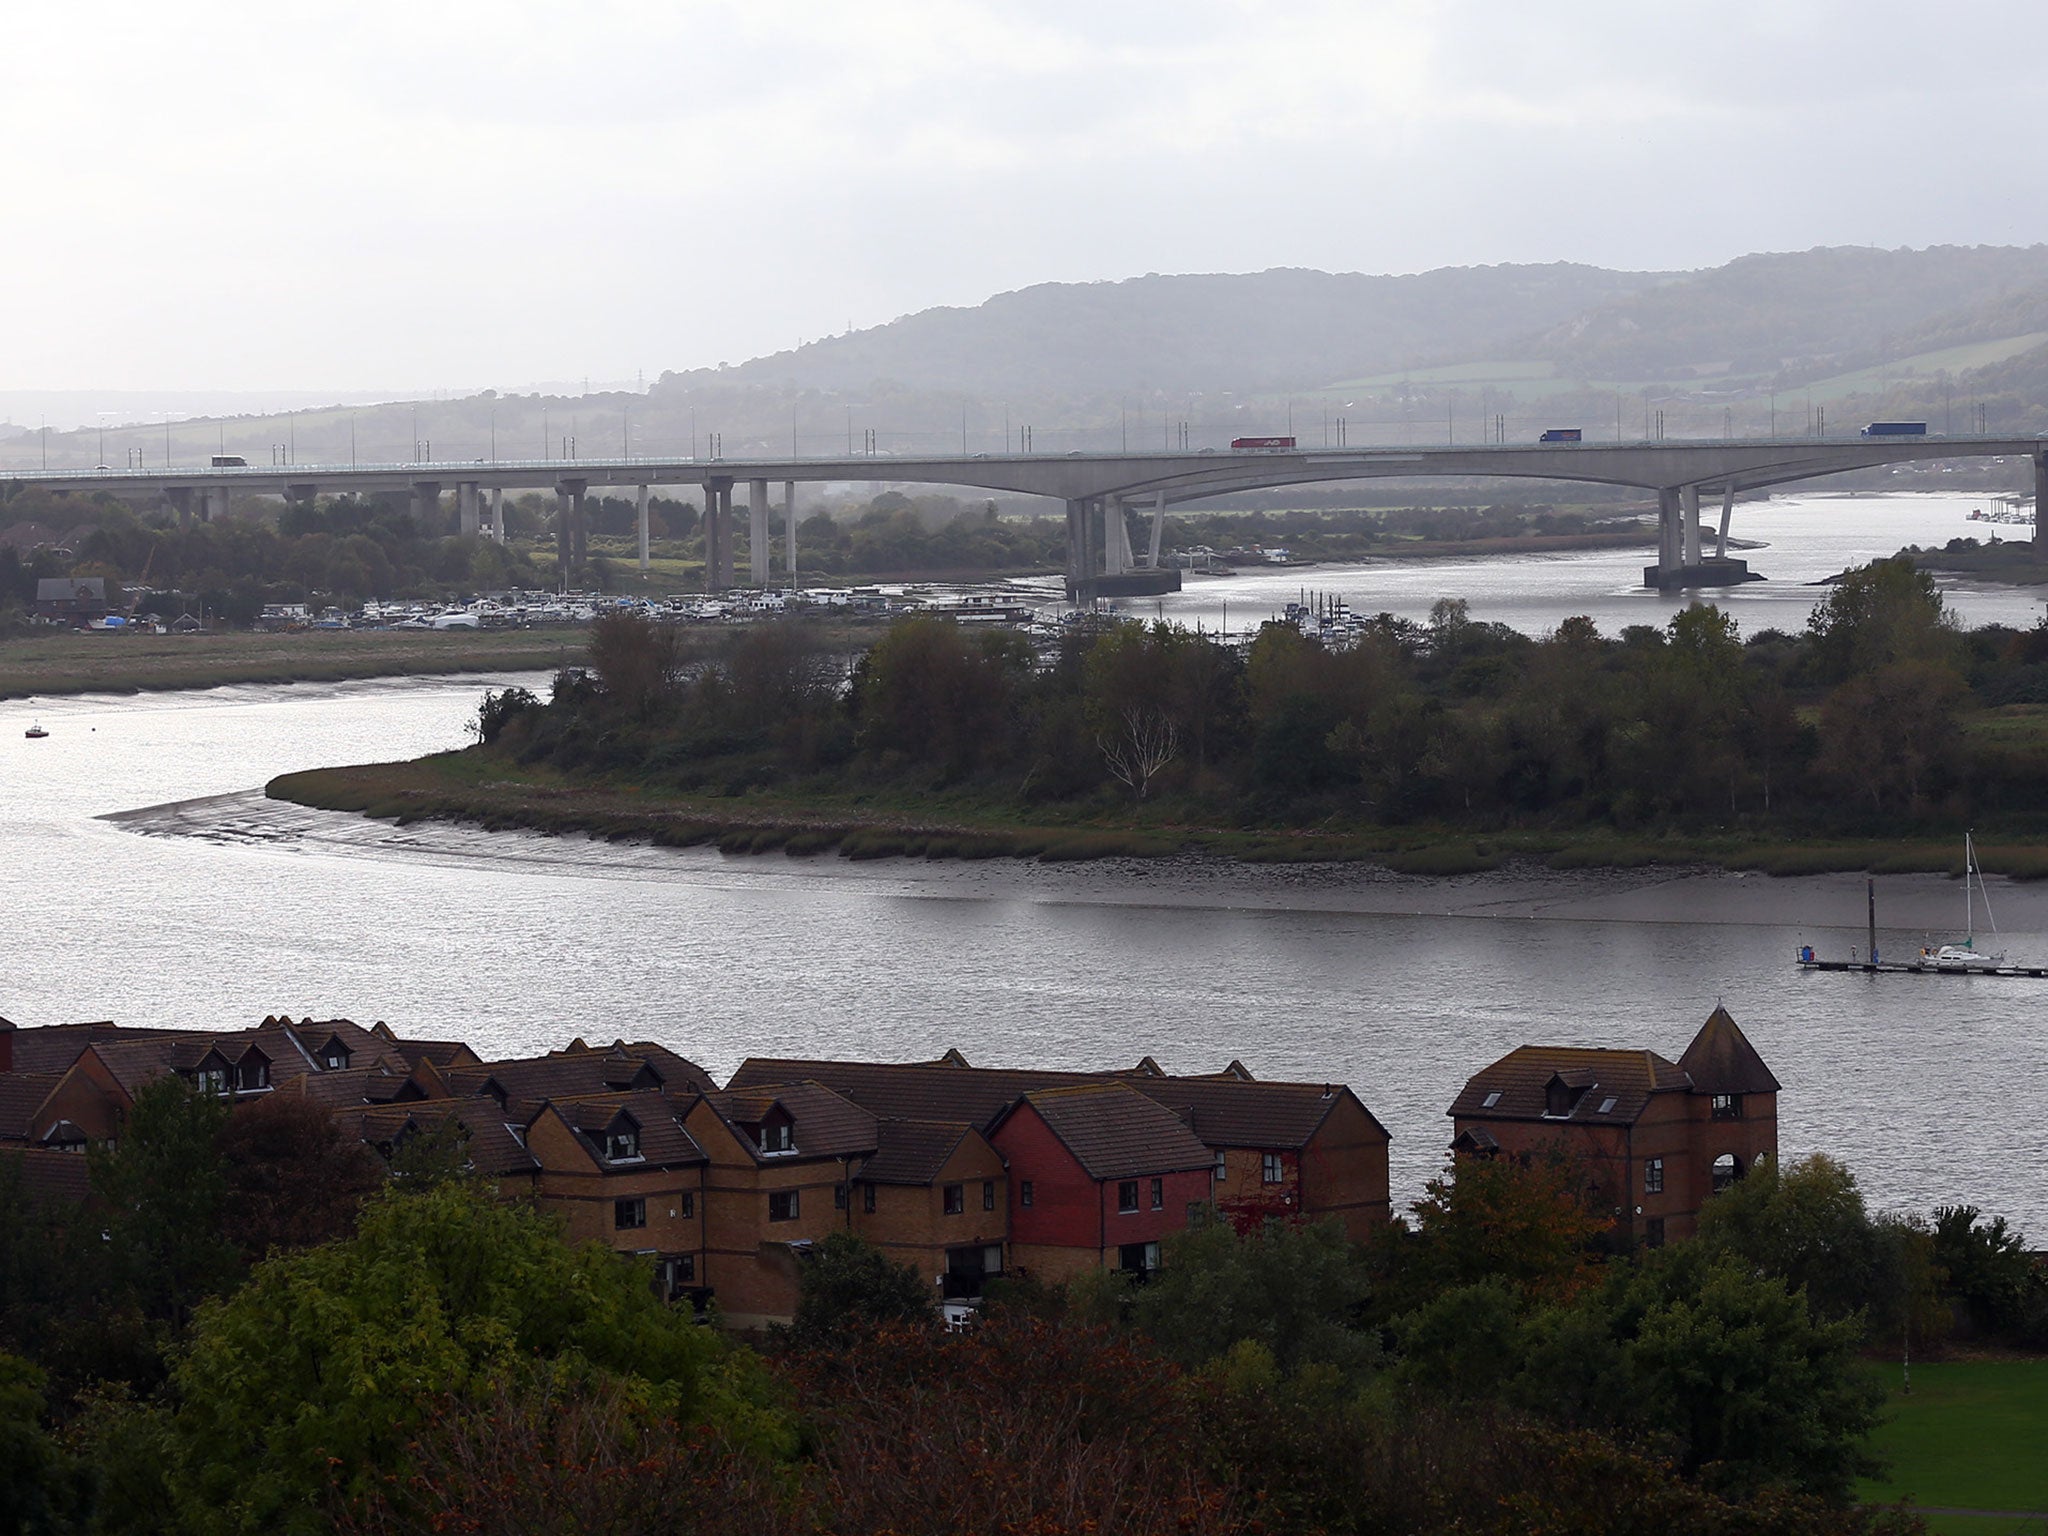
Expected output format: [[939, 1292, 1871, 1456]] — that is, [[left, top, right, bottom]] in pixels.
[[1099, 706, 1179, 801]]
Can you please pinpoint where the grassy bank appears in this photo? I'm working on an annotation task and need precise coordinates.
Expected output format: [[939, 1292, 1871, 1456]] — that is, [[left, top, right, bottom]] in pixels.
[[0, 628, 586, 700], [266, 751, 2048, 876], [1858, 1358, 2048, 1534]]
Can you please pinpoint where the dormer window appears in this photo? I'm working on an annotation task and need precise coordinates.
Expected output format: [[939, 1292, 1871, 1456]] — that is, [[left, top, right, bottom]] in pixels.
[[320, 1037, 351, 1071], [1543, 1076, 1585, 1119], [605, 1123, 642, 1162], [759, 1121, 795, 1155], [236, 1057, 269, 1092], [196, 1064, 229, 1096]]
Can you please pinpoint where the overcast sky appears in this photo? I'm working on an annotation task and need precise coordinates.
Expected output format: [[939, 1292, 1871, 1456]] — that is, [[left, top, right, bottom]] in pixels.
[[8, 0, 2048, 395]]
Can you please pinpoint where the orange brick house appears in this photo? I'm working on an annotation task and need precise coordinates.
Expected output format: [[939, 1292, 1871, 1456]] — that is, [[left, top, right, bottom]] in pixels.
[[1448, 1006, 1780, 1245]]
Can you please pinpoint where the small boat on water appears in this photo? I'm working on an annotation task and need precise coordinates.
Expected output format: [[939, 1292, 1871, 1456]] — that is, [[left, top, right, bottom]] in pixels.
[[24, 722, 47, 739], [1920, 831, 2006, 970]]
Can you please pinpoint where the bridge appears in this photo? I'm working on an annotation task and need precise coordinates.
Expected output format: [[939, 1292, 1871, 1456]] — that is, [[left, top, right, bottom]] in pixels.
[[15, 434, 2045, 597]]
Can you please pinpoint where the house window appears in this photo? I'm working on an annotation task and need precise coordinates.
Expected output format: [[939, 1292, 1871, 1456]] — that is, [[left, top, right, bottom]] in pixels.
[[614, 1198, 647, 1230], [660, 1254, 696, 1296], [1644, 1158, 1664, 1195], [1644, 1217, 1666, 1249], [833, 1183, 848, 1211], [677, 1192, 695, 1219], [943, 1183, 964, 1215], [1117, 1241, 1161, 1276], [1261, 1153, 1284, 1184], [983, 1180, 996, 1212], [1213, 1150, 1227, 1182], [1596, 1096, 1618, 1115], [1149, 1177, 1163, 1210], [1019, 1180, 1033, 1208], [768, 1190, 799, 1222], [605, 1126, 642, 1162], [322, 1041, 350, 1070], [197, 1067, 228, 1096], [1481, 1090, 1502, 1109], [760, 1121, 795, 1154], [1711, 1153, 1741, 1194], [862, 1183, 876, 1214], [1544, 1080, 1577, 1118], [236, 1059, 269, 1091], [1711, 1094, 1741, 1121], [1117, 1180, 1139, 1214]]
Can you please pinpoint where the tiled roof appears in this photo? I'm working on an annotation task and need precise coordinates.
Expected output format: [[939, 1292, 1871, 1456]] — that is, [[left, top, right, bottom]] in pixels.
[[0, 1147, 90, 1206], [1000, 1083, 1215, 1181], [449, 1042, 710, 1112], [1448, 1046, 1689, 1125], [860, 1119, 972, 1186], [703, 1081, 879, 1162], [283, 1065, 418, 1108], [542, 1090, 706, 1169], [0, 1074, 59, 1140], [1678, 1007, 1780, 1096], [344, 1102, 538, 1177], [4, 1022, 183, 1076], [726, 1057, 1382, 1150]]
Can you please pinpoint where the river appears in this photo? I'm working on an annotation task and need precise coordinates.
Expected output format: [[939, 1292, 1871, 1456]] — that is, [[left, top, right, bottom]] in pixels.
[[3, 490, 2045, 1233]]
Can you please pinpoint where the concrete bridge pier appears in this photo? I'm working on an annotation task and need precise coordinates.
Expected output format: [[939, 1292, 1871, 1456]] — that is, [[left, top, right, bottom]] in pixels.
[[1064, 498, 1094, 602], [555, 479, 587, 589], [1717, 486, 1734, 559], [635, 484, 650, 571], [2035, 451, 2048, 546], [703, 478, 733, 592], [285, 484, 319, 517], [1681, 484, 1703, 566], [410, 481, 442, 533], [206, 486, 231, 523], [783, 480, 797, 584], [457, 481, 481, 539], [748, 478, 770, 586], [1147, 491, 1168, 568], [165, 486, 194, 530], [488, 487, 504, 542], [1102, 495, 1131, 576]]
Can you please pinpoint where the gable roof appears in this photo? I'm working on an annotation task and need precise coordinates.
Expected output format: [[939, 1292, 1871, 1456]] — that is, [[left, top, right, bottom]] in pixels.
[[1678, 1007, 1781, 1096], [447, 1040, 714, 1113], [343, 1102, 539, 1178], [0, 1074, 60, 1141], [859, 1118, 973, 1186], [700, 1081, 878, 1163], [0, 1147, 91, 1206], [994, 1082, 1214, 1181], [1449, 1046, 1689, 1126], [4, 1022, 186, 1076], [540, 1090, 706, 1169], [725, 1056, 1384, 1150]]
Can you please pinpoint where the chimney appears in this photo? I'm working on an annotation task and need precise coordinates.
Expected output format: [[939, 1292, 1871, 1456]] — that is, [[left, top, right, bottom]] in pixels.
[[0, 1016, 15, 1074]]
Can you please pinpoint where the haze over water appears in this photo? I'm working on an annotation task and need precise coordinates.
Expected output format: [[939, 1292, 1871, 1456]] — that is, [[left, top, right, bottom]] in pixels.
[[4, 490, 2044, 1232]]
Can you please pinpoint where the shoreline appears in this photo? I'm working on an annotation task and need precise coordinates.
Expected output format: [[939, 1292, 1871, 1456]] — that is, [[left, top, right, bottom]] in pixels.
[[117, 787, 2048, 936]]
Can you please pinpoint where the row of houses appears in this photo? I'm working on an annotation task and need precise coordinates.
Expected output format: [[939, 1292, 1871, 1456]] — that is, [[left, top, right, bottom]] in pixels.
[[0, 1008, 1777, 1326]]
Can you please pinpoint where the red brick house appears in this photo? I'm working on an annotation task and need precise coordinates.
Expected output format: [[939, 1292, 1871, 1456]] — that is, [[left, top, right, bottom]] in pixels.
[[1448, 1006, 1780, 1245], [727, 1052, 1392, 1237], [986, 1082, 1215, 1285]]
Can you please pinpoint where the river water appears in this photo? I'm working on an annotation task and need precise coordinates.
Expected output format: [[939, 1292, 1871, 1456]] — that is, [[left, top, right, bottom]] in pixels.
[[4, 491, 2045, 1233], [1095, 489, 2047, 636]]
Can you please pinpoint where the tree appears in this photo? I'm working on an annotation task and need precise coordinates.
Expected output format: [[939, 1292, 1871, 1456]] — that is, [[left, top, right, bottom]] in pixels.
[[1812, 659, 1961, 814], [214, 1095, 387, 1261], [0, 1351, 65, 1536], [585, 609, 684, 718], [1399, 1150, 1610, 1309], [88, 1074, 238, 1330], [1693, 1154, 1898, 1328], [161, 1182, 749, 1536], [788, 1232, 935, 1344], [1805, 556, 1957, 683], [1932, 1205, 2046, 1342], [1131, 1216, 1378, 1374], [1611, 1248, 1885, 1501]]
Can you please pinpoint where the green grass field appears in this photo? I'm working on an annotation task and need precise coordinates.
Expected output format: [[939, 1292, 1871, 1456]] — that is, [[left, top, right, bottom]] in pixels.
[[1859, 1359, 2048, 1532]]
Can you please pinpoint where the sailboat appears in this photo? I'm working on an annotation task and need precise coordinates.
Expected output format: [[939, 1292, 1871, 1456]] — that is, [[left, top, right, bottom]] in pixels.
[[1919, 832, 2006, 971]]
